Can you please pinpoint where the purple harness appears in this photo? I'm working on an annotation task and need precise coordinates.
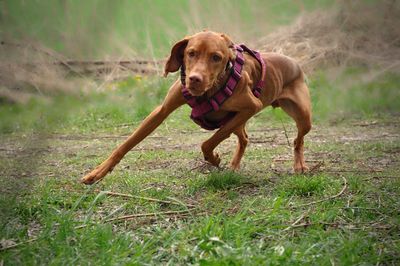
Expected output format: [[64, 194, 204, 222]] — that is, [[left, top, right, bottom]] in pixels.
[[181, 44, 266, 130]]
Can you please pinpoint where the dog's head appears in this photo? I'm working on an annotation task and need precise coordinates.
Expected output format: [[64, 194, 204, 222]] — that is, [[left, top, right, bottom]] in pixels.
[[164, 31, 235, 96]]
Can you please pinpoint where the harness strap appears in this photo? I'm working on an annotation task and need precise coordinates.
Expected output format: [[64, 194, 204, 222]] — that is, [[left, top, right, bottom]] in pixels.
[[181, 44, 266, 130], [238, 44, 266, 98]]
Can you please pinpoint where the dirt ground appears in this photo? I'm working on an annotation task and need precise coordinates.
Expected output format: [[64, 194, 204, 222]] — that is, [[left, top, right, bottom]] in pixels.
[[1, 115, 399, 195]]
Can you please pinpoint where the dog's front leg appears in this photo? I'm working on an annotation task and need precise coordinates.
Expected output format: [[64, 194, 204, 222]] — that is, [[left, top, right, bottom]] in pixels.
[[201, 97, 262, 167], [81, 80, 185, 185]]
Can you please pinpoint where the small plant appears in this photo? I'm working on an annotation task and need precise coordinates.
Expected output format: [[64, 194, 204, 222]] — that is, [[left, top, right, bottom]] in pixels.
[[278, 174, 332, 197], [204, 171, 244, 190]]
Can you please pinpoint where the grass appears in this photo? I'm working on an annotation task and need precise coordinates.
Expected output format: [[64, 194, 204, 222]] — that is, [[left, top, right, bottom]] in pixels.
[[1, 68, 399, 264], [203, 171, 245, 191], [276, 174, 339, 197]]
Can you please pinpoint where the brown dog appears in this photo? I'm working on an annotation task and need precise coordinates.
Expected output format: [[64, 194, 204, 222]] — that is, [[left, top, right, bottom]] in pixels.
[[81, 31, 311, 185]]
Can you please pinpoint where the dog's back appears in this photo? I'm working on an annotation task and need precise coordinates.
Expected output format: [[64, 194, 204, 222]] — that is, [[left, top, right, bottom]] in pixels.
[[263, 52, 304, 87]]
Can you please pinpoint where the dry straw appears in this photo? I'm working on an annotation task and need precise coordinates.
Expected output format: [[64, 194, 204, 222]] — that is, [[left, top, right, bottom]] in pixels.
[[259, 1, 400, 74]]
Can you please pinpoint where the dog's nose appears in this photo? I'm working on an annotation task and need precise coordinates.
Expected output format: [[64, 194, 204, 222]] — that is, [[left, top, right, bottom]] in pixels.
[[189, 74, 203, 84]]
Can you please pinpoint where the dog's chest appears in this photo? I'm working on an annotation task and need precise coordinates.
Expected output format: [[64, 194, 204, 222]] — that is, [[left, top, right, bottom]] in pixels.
[[204, 110, 231, 122]]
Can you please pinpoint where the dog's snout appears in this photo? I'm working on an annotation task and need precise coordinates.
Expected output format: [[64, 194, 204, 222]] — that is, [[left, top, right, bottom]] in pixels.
[[189, 74, 203, 84]]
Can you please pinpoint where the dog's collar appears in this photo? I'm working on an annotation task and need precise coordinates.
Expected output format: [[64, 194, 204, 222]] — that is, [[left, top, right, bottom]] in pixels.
[[180, 44, 266, 130]]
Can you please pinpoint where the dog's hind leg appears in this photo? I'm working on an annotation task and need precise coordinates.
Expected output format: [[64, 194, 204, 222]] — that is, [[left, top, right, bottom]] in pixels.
[[277, 80, 312, 173], [230, 124, 249, 170]]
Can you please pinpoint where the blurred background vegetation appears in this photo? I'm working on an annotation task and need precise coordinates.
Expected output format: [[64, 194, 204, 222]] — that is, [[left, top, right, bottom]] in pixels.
[[1, 0, 335, 58], [0, 0, 398, 134]]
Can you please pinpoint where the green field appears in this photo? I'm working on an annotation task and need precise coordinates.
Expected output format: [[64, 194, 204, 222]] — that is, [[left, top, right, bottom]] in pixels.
[[1, 1, 399, 265]]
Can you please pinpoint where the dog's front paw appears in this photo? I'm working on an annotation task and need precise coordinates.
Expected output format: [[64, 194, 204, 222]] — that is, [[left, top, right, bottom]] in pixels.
[[294, 163, 309, 174], [204, 152, 221, 167], [229, 162, 240, 171], [81, 162, 114, 185]]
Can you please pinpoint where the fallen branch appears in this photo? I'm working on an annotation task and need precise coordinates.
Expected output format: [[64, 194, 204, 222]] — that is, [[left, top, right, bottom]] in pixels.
[[166, 196, 196, 209], [324, 169, 383, 173], [287, 221, 397, 231], [104, 209, 194, 223], [102, 191, 196, 207], [273, 159, 324, 163], [309, 161, 325, 173], [0, 238, 37, 252], [283, 213, 307, 231]]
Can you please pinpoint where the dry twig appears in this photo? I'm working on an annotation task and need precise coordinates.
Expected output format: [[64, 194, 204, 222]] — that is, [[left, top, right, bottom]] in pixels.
[[309, 161, 325, 173], [283, 213, 307, 231], [0, 238, 37, 252], [102, 191, 196, 207], [104, 209, 194, 223]]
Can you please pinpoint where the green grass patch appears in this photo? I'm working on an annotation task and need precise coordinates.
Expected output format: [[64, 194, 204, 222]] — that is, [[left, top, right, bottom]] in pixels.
[[276, 174, 339, 197], [204, 171, 245, 191]]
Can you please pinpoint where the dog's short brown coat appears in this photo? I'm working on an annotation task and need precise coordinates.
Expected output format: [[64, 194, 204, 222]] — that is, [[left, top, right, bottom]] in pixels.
[[82, 31, 311, 184]]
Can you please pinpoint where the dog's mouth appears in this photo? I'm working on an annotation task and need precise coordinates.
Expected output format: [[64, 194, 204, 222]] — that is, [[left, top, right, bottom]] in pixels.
[[187, 86, 206, 96], [186, 76, 222, 97], [186, 78, 209, 96]]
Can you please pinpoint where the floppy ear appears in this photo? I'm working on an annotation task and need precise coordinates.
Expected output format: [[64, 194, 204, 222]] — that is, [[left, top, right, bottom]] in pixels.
[[220, 34, 235, 61], [164, 38, 189, 77]]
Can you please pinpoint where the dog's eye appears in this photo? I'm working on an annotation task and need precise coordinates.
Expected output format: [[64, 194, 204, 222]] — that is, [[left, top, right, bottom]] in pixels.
[[212, 54, 222, 62], [188, 51, 196, 58]]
